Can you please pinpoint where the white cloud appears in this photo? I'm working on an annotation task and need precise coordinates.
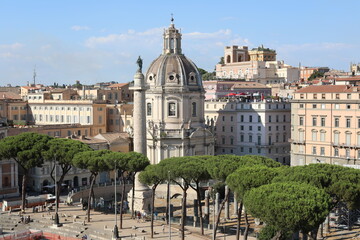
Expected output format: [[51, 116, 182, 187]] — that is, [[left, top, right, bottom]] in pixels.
[[0, 43, 24, 50], [183, 29, 232, 39], [84, 27, 163, 48], [71, 25, 90, 31]]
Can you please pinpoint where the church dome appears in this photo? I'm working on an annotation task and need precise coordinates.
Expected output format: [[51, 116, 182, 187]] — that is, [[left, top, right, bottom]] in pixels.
[[145, 21, 203, 91]]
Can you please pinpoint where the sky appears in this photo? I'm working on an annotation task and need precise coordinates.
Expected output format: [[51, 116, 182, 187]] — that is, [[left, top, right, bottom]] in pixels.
[[1, 0, 359, 86]]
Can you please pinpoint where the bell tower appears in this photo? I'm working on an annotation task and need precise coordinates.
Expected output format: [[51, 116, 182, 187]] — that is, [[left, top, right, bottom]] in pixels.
[[163, 16, 182, 54]]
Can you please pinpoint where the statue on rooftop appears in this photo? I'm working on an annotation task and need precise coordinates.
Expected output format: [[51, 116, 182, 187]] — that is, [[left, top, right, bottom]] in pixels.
[[136, 56, 143, 72]]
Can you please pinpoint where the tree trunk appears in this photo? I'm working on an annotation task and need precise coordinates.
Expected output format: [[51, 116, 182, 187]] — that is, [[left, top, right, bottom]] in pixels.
[[214, 187, 230, 240], [271, 231, 282, 240], [131, 173, 135, 219], [181, 186, 188, 240], [119, 176, 126, 229], [87, 173, 96, 222], [166, 180, 170, 224], [195, 183, 204, 235], [309, 227, 319, 240], [21, 173, 27, 213], [150, 186, 156, 238], [243, 210, 249, 240], [56, 174, 66, 209], [236, 202, 243, 240]]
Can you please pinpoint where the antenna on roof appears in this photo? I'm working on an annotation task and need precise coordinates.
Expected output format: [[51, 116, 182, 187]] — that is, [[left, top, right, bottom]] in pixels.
[[33, 65, 37, 86]]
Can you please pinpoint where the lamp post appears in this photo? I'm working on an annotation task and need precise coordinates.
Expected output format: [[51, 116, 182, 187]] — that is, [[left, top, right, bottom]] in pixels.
[[54, 159, 60, 226], [168, 170, 171, 240], [113, 161, 119, 240]]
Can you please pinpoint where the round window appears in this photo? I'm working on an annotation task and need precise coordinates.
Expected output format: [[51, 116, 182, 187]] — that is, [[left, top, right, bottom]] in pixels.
[[190, 76, 195, 81], [149, 76, 153, 81], [169, 75, 175, 80]]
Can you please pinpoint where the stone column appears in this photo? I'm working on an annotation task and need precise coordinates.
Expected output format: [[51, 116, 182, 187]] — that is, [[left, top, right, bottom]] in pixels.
[[215, 193, 220, 215], [128, 67, 151, 213], [14, 162, 18, 188], [204, 190, 209, 222], [233, 192, 238, 215], [11, 163, 14, 187], [0, 164, 2, 188], [225, 185, 229, 219]]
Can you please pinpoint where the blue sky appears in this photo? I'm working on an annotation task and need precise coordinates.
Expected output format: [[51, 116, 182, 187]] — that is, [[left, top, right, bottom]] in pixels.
[[1, 0, 359, 86]]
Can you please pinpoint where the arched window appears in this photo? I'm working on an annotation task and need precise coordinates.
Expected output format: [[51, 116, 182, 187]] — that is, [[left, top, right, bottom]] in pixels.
[[147, 103, 152, 116], [192, 102, 197, 117], [226, 55, 231, 63]]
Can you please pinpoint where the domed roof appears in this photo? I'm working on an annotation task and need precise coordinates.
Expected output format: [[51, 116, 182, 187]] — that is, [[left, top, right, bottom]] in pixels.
[[145, 22, 203, 91], [146, 54, 202, 90]]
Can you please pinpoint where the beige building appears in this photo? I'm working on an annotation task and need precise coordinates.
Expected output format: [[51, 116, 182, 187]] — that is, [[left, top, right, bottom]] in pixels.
[[106, 103, 133, 133], [28, 100, 107, 136], [142, 20, 215, 164], [0, 92, 29, 125], [291, 85, 360, 168], [205, 98, 291, 164], [77, 83, 133, 104], [216, 45, 299, 84]]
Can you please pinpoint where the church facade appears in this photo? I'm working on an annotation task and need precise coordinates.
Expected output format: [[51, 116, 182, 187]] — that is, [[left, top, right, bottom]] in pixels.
[[143, 20, 215, 164]]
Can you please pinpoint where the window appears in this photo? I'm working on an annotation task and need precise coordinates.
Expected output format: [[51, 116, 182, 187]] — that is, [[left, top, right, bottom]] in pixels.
[[249, 148, 253, 153], [240, 147, 244, 152], [268, 136, 272, 145], [335, 104, 340, 109], [322, 94, 325, 99], [299, 116, 304, 126], [230, 138, 234, 145], [258, 116, 261, 122], [313, 94, 317, 99], [230, 116, 233, 122], [257, 126, 261, 131], [321, 104, 326, 109], [249, 115, 253, 122], [240, 125, 244, 130], [334, 118, 339, 127], [358, 119, 360, 128], [299, 104, 304, 108], [320, 131, 325, 142], [336, 94, 340, 99], [321, 118, 325, 127], [147, 103, 152, 116], [346, 118, 351, 128], [346, 132, 351, 145], [249, 126, 252, 131], [222, 137, 225, 144], [222, 116, 225, 121], [192, 102, 197, 117], [240, 115, 244, 122], [320, 147, 325, 156], [222, 126, 225, 132], [249, 135, 253, 142], [276, 115, 279, 122], [240, 135, 244, 142], [257, 136, 261, 145], [312, 117, 317, 126], [334, 132, 339, 145], [268, 116, 272, 122], [268, 126, 272, 131], [347, 94, 351, 99], [168, 102, 176, 116], [283, 115, 286, 122], [312, 146, 317, 155], [231, 126, 233, 132], [334, 148, 339, 157], [347, 104, 351, 110], [312, 104, 317, 109]]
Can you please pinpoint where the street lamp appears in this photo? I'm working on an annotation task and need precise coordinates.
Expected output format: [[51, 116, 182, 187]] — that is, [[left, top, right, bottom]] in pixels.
[[54, 158, 60, 226], [113, 161, 119, 240], [168, 170, 171, 240]]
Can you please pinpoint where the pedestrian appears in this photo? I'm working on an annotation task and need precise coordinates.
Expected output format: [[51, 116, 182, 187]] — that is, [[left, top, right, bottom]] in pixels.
[[137, 211, 141, 223]]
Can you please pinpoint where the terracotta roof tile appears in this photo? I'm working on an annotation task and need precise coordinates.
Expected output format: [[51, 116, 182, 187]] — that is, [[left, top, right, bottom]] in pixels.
[[108, 83, 128, 88]]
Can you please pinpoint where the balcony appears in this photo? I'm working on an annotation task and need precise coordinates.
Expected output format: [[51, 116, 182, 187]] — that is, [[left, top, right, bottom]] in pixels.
[[331, 143, 360, 149], [289, 139, 305, 145]]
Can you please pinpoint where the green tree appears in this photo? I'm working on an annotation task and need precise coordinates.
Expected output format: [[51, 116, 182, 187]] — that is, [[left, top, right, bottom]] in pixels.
[[187, 156, 211, 235], [125, 152, 150, 219], [308, 70, 324, 81], [139, 164, 166, 238], [43, 138, 92, 208], [197, 68, 208, 75], [227, 165, 284, 240], [218, 56, 224, 64], [0, 133, 52, 212], [73, 150, 112, 222], [159, 157, 193, 240], [104, 151, 128, 228], [244, 182, 331, 240]]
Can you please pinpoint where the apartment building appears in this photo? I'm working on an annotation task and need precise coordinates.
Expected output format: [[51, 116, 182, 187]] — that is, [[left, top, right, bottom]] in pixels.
[[205, 98, 291, 165], [0, 92, 29, 124], [28, 99, 106, 136], [291, 85, 360, 168]]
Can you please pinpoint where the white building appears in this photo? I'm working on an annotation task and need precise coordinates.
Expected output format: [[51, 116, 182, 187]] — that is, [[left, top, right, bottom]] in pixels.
[[205, 98, 291, 165], [142, 20, 215, 164]]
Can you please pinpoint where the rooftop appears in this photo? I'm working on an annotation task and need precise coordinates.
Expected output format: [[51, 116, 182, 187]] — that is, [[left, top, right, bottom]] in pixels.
[[295, 85, 360, 93]]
